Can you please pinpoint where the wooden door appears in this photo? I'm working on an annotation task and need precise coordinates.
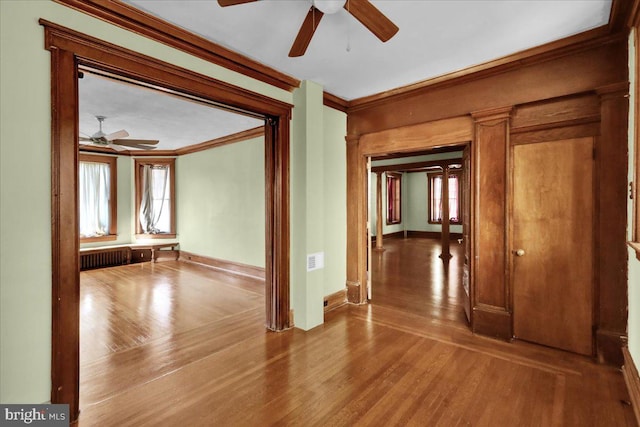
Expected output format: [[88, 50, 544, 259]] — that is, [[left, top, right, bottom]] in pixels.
[[512, 137, 594, 355], [462, 145, 471, 323]]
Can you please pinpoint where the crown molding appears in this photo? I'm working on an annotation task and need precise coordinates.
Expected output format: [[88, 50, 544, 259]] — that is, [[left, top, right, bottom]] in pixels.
[[53, 0, 299, 92], [323, 92, 349, 112], [79, 127, 264, 157], [348, 27, 622, 112]]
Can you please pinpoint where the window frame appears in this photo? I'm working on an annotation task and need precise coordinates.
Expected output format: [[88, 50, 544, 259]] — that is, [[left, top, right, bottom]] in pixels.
[[427, 170, 463, 225], [386, 172, 402, 225], [134, 157, 176, 239], [78, 153, 117, 243]]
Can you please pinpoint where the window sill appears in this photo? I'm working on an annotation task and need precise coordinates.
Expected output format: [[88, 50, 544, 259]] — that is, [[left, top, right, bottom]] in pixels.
[[80, 234, 117, 243], [428, 221, 463, 225], [629, 241, 640, 261], [135, 233, 177, 240]]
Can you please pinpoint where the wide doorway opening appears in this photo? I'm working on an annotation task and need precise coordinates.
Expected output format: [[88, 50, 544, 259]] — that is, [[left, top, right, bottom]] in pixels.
[[366, 145, 471, 328]]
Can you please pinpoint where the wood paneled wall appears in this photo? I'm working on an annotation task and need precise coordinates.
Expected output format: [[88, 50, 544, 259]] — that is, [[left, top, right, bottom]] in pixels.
[[346, 35, 629, 365]]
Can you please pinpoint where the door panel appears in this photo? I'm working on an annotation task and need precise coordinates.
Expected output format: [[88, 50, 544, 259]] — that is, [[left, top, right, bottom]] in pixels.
[[512, 137, 594, 355]]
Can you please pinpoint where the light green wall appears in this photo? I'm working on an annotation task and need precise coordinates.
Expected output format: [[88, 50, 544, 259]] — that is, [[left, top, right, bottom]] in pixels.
[[290, 81, 325, 330], [79, 155, 134, 248], [628, 29, 640, 364], [176, 137, 265, 268], [322, 106, 347, 297], [0, 0, 295, 404], [369, 152, 464, 236]]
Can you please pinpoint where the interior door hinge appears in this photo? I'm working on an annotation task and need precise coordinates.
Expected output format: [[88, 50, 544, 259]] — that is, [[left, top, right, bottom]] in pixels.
[[631, 182, 635, 200]]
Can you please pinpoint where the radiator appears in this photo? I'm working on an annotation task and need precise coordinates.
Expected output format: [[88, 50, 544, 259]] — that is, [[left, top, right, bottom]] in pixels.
[[80, 248, 131, 271]]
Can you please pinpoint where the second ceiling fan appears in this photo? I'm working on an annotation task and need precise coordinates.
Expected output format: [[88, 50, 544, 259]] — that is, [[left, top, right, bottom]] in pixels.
[[218, 0, 399, 57]]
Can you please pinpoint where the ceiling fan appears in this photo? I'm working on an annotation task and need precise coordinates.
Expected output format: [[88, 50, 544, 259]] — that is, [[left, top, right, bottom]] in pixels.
[[218, 0, 399, 57], [79, 116, 159, 151]]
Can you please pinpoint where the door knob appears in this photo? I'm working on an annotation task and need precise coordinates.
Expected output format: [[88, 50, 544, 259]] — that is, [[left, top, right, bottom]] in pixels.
[[515, 249, 525, 257]]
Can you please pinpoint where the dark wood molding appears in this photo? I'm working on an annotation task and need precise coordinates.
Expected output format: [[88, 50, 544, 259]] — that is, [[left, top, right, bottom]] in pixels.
[[623, 346, 640, 425], [596, 81, 629, 365], [40, 20, 293, 117], [596, 329, 626, 367], [406, 230, 463, 240], [631, 0, 640, 28], [81, 127, 264, 157], [43, 20, 291, 420], [179, 250, 266, 280], [50, 46, 80, 420], [346, 281, 363, 304], [472, 305, 512, 341], [52, 0, 299, 92], [324, 289, 347, 313], [175, 127, 264, 156], [371, 231, 405, 242], [609, 0, 636, 33], [371, 158, 462, 174], [323, 92, 349, 112], [348, 28, 621, 112]]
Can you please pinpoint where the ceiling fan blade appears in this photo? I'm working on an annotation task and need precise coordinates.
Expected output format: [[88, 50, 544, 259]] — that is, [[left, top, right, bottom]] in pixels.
[[79, 136, 92, 142], [114, 143, 157, 150], [218, 0, 258, 6], [345, 0, 398, 42], [112, 138, 159, 146], [81, 141, 127, 152], [105, 129, 129, 141], [289, 7, 324, 57]]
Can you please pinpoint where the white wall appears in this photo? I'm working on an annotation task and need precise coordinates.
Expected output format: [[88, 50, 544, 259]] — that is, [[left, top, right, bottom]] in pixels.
[[79, 155, 134, 248], [0, 0, 300, 404], [628, 28, 640, 365], [177, 137, 265, 268]]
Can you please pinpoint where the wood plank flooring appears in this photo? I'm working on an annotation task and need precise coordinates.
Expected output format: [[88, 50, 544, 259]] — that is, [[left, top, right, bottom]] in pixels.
[[78, 251, 636, 426]]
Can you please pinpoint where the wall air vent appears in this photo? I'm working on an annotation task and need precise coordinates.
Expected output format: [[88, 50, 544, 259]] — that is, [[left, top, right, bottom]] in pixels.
[[307, 252, 324, 272]]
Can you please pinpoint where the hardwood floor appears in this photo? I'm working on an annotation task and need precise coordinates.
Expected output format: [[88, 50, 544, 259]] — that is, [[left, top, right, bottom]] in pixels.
[[370, 236, 467, 327], [78, 258, 636, 426]]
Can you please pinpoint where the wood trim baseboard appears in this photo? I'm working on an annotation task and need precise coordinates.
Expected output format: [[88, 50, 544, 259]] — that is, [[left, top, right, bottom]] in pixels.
[[472, 305, 512, 341], [623, 347, 640, 425], [371, 231, 404, 241], [324, 289, 347, 313], [179, 250, 265, 280], [406, 230, 463, 240]]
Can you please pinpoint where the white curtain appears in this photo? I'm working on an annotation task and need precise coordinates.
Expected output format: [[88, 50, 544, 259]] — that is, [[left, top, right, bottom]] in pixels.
[[79, 161, 110, 237], [140, 165, 170, 234]]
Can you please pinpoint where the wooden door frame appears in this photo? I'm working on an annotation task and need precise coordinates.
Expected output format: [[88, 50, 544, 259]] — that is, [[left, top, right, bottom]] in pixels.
[[346, 116, 474, 305], [42, 20, 292, 421]]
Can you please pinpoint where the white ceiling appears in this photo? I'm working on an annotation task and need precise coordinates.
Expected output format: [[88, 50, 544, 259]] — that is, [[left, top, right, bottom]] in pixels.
[[79, 72, 263, 150], [125, 0, 612, 101], [79, 0, 613, 151]]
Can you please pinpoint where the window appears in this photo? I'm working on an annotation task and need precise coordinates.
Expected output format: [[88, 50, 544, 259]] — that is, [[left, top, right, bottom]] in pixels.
[[135, 158, 176, 238], [428, 170, 462, 224], [386, 173, 401, 225], [78, 154, 117, 242]]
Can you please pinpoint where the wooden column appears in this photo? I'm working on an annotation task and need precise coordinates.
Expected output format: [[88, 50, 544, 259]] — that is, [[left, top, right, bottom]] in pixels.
[[440, 167, 452, 260], [375, 171, 384, 251], [471, 106, 513, 340], [595, 82, 629, 366], [346, 135, 367, 303]]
